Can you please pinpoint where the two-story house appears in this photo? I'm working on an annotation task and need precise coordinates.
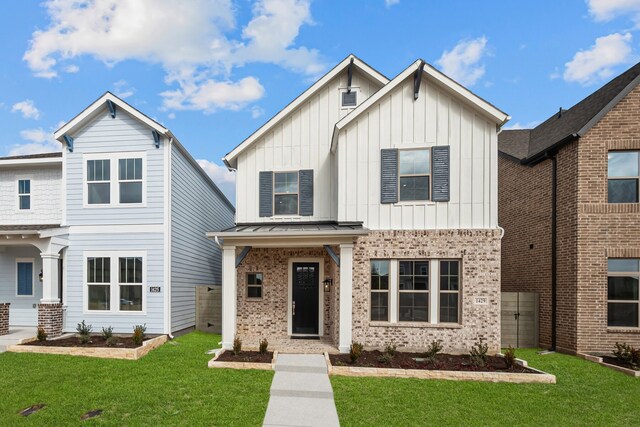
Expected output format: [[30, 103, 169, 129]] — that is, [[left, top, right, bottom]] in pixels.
[[0, 92, 234, 338], [499, 63, 640, 354], [209, 54, 509, 353]]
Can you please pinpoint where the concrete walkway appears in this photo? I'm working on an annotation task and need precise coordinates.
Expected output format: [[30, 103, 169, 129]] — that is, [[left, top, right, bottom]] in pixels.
[[0, 326, 37, 353], [263, 354, 340, 427]]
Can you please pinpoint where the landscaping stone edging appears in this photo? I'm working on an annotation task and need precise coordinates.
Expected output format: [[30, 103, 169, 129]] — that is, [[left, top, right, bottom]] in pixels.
[[324, 353, 556, 384], [7, 335, 168, 360], [577, 353, 640, 378], [207, 348, 278, 370]]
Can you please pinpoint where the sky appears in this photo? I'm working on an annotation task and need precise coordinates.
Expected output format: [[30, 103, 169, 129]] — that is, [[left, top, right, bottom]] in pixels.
[[2, 0, 640, 203]]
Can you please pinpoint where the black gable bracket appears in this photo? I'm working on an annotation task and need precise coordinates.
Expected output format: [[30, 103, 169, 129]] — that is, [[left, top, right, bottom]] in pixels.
[[63, 134, 74, 152], [347, 57, 354, 93], [106, 99, 116, 118], [236, 246, 252, 268], [413, 60, 425, 100], [152, 130, 161, 148], [324, 245, 340, 267]]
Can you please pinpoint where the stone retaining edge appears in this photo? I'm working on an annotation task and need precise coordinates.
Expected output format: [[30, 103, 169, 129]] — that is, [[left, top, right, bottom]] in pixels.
[[577, 353, 640, 377]]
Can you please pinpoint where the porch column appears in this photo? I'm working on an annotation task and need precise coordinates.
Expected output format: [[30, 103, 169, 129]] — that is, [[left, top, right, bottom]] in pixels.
[[221, 245, 237, 350], [39, 253, 63, 337], [339, 243, 354, 353], [0, 303, 9, 336]]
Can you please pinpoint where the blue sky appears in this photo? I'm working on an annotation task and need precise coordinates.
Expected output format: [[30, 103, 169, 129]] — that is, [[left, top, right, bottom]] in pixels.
[[2, 0, 640, 202]]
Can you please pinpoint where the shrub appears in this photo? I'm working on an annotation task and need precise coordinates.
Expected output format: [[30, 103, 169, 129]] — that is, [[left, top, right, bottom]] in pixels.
[[259, 338, 268, 355], [106, 336, 119, 347], [385, 343, 397, 357], [233, 336, 242, 355], [424, 340, 443, 363], [101, 326, 113, 340], [470, 336, 489, 367], [132, 324, 147, 346], [36, 327, 48, 342], [613, 342, 640, 369], [378, 353, 393, 364], [350, 342, 364, 363], [76, 320, 92, 344], [504, 346, 517, 369]]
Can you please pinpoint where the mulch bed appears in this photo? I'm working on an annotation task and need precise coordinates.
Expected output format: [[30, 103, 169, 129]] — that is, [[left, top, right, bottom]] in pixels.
[[24, 335, 157, 349], [216, 351, 274, 363], [601, 355, 640, 371], [330, 350, 537, 373]]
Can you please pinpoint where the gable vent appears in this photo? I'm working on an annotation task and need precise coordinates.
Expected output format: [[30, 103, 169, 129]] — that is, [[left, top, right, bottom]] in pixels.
[[342, 91, 357, 107]]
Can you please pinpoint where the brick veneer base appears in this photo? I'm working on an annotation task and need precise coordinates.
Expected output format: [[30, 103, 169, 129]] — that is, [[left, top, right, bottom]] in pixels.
[[0, 303, 9, 336], [38, 303, 63, 337]]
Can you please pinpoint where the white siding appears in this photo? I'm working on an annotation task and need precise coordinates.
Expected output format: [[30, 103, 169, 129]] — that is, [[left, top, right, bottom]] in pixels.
[[337, 75, 498, 230], [0, 165, 61, 225], [235, 69, 384, 223], [0, 246, 42, 326], [170, 144, 235, 333]]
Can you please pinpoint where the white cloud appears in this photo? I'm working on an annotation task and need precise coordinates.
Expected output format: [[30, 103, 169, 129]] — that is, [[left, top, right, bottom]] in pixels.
[[64, 64, 79, 73], [251, 105, 265, 118], [436, 36, 488, 87], [503, 121, 540, 130], [385, 0, 400, 7], [11, 100, 40, 119], [23, 0, 324, 113], [167, 112, 176, 120], [197, 159, 236, 203], [113, 80, 136, 99], [563, 33, 634, 85], [587, 0, 640, 23], [7, 127, 61, 156]]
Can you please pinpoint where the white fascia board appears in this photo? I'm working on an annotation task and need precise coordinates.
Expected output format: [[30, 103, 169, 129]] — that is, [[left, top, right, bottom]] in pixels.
[[54, 92, 169, 141], [0, 157, 62, 167], [330, 60, 510, 152], [223, 54, 389, 169], [206, 229, 370, 239]]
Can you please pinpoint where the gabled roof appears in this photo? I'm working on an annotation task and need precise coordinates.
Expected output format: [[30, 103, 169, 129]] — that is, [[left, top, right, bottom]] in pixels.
[[499, 61, 640, 164], [223, 54, 389, 169], [330, 60, 510, 152]]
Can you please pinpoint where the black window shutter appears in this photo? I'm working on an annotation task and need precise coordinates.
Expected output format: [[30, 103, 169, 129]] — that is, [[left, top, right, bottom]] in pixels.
[[259, 171, 273, 217], [381, 148, 398, 204], [299, 169, 314, 216], [431, 146, 450, 202]]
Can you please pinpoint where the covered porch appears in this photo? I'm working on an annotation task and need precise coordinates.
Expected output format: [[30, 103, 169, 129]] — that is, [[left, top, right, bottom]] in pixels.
[[0, 225, 68, 338], [208, 222, 368, 354]]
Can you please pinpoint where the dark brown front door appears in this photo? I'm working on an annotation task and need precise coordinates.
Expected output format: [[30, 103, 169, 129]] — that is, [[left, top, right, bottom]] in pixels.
[[292, 262, 319, 335]]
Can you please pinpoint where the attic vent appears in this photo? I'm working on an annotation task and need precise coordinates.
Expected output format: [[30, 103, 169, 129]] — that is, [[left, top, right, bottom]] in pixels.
[[342, 91, 357, 107]]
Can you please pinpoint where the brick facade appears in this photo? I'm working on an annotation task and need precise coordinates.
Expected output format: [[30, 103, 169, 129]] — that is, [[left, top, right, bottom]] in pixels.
[[499, 83, 640, 353], [234, 229, 501, 353], [38, 303, 63, 338], [0, 303, 9, 336]]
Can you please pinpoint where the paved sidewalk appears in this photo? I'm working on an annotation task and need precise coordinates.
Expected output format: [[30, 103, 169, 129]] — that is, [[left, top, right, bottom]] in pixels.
[[0, 326, 37, 353], [263, 354, 340, 427]]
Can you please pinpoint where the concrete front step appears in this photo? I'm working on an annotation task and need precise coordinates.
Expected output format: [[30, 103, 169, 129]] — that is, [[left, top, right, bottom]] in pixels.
[[263, 395, 340, 427], [274, 353, 327, 374], [270, 371, 333, 399]]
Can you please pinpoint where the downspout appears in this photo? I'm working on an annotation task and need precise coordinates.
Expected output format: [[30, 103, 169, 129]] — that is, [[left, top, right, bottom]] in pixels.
[[547, 153, 558, 352]]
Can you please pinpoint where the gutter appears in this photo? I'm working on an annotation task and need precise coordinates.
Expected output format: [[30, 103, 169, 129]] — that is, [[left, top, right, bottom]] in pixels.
[[520, 134, 578, 166]]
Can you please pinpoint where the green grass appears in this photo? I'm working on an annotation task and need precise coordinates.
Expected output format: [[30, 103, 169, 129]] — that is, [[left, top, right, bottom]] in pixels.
[[332, 349, 640, 426], [0, 332, 272, 426]]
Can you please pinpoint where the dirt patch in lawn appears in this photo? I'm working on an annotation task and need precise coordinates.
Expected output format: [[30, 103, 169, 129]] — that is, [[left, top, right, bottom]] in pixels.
[[216, 351, 274, 364], [24, 335, 159, 349], [330, 351, 537, 373], [600, 355, 640, 371]]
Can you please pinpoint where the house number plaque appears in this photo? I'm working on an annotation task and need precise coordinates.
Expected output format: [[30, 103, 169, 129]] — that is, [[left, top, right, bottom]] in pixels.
[[473, 296, 488, 305], [149, 286, 161, 293]]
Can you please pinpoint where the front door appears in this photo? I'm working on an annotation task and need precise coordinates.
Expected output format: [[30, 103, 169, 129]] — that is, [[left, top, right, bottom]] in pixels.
[[292, 262, 319, 335]]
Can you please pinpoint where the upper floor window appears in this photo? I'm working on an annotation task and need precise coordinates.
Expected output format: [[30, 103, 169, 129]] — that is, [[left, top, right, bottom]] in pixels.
[[608, 259, 639, 328], [87, 159, 111, 205], [18, 179, 30, 210], [119, 158, 143, 204], [274, 172, 299, 215], [399, 149, 430, 201], [608, 151, 639, 203]]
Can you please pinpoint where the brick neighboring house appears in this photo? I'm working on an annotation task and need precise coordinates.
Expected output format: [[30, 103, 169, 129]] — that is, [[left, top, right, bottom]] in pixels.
[[209, 54, 509, 354], [499, 63, 640, 354]]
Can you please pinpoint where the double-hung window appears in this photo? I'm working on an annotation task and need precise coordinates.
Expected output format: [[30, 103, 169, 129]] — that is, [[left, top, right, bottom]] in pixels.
[[608, 151, 639, 203], [87, 257, 111, 310], [439, 260, 460, 323], [398, 260, 429, 322], [247, 273, 263, 299], [119, 257, 143, 311], [274, 172, 299, 215], [608, 259, 639, 328], [370, 260, 390, 321], [399, 149, 430, 201], [118, 158, 143, 204], [87, 159, 111, 204], [18, 179, 30, 210]]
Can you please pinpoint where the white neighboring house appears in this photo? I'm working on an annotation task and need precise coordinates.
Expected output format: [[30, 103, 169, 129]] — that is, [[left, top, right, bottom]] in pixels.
[[0, 93, 234, 338], [209, 54, 509, 353]]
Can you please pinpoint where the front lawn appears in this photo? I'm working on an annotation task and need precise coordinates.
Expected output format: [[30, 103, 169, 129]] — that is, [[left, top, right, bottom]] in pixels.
[[332, 349, 640, 426], [0, 332, 272, 426]]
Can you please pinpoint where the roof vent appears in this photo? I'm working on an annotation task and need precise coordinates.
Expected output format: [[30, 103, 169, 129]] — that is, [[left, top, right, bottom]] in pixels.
[[558, 107, 563, 118]]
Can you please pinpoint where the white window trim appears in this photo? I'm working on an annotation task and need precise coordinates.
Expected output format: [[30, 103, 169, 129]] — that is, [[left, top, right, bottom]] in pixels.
[[83, 250, 147, 315], [273, 170, 300, 217], [16, 177, 32, 212], [287, 258, 324, 337], [339, 86, 360, 110], [83, 152, 147, 208], [15, 258, 35, 297]]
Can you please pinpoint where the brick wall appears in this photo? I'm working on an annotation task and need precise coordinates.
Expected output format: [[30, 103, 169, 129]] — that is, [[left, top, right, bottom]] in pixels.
[[38, 303, 63, 337], [0, 303, 9, 335]]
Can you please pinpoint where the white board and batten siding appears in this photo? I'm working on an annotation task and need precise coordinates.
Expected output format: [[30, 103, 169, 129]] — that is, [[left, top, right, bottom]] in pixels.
[[336, 74, 499, 230], [235, 69, 384, 223], [170, 144, 235, 333]]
